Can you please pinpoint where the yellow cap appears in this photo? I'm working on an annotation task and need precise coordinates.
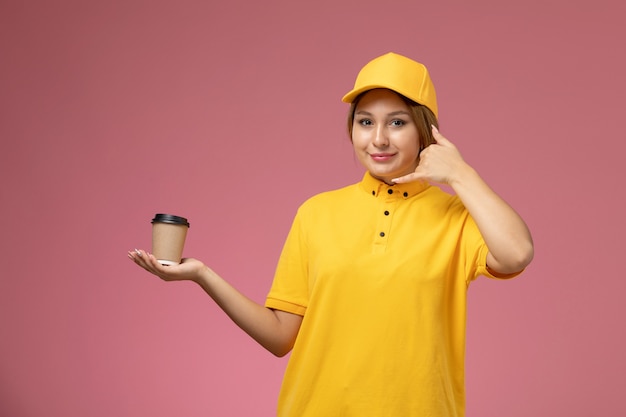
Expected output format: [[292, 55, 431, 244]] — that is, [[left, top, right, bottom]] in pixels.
[[342, 52, 438, 118]]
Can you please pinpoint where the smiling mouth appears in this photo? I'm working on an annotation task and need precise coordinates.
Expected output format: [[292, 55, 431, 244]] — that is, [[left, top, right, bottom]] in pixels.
[[370, 153, 395, 161]]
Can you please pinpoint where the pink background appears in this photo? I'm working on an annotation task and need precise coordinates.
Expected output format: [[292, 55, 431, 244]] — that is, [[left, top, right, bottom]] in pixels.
[[1, 1, 624, 416]]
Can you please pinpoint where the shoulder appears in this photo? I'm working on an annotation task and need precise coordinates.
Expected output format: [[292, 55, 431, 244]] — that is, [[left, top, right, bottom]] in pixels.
[[421, 185, 461, 206], [418, 186, 470, 219], [299, 182, 361, 211]]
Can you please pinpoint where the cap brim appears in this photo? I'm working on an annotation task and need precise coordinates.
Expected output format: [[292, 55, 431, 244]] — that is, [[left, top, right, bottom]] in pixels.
[[341, 84, 388, 103]]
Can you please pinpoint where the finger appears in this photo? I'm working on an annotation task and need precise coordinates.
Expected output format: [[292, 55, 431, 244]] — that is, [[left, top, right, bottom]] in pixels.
[[391, 171, 426, 184], [144, 252, 166, 270], [130, 249, 158, 272], [128, 248, 144, 263], [431, 125, 452, 146]]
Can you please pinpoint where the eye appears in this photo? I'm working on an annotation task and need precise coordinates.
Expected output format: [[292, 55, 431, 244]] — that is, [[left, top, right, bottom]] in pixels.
[[390, 119, 406, 127], [357, 118, 373, 126]]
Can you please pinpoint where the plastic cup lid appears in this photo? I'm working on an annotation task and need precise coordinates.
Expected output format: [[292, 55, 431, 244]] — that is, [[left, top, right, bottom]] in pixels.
[[151, 213, 190, 227]]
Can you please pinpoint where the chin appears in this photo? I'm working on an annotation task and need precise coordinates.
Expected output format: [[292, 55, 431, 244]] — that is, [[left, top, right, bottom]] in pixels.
[[369, 171, 395, 184]]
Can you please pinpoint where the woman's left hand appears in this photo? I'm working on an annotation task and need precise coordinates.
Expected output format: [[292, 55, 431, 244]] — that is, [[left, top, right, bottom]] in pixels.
[[392, 125, 469, 185]]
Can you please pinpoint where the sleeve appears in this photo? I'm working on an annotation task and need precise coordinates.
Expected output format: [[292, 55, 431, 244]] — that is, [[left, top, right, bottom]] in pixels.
[[463, 213, 524, 284], [264, 210, 309, 316]]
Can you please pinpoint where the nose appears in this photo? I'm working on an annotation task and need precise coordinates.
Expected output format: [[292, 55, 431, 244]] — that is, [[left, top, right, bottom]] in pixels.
[[373, 125, 389, 147]]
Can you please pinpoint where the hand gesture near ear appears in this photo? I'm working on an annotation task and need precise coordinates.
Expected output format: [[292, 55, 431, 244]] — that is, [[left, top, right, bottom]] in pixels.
[[392, 125, 534, 275], [392, 125, 468, 186]]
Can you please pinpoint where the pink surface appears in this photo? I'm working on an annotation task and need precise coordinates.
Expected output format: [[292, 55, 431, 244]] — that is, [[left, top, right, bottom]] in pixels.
[[1, 1, 624, 416]]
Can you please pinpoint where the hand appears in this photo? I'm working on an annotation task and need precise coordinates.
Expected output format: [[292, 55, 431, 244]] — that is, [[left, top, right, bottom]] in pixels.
[[127, 249, 206, 283], [392, 125, 469, 185]]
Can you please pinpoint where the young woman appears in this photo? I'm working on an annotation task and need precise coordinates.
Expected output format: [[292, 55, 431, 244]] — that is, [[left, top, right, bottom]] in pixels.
[[129, 52, 534, 417]]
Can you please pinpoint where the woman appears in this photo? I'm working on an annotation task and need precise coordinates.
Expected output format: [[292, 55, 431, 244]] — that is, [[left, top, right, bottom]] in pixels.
[[129, 52, 534, 417]]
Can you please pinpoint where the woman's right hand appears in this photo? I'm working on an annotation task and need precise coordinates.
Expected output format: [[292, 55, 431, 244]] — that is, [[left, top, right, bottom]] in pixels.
[[127, 248, 302, 356], [127, 249, 207, 283]]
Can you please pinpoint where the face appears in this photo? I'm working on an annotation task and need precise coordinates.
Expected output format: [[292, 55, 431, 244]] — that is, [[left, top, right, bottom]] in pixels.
[[351, 89, 421, 184]]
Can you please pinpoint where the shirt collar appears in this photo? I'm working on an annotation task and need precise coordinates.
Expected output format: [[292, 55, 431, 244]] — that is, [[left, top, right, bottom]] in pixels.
[[358, 171, 430, 199]]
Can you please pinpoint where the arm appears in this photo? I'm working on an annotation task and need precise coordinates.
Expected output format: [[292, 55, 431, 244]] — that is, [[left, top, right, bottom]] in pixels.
[[128, 251, 302, 357], [393, 126, 534, 275]]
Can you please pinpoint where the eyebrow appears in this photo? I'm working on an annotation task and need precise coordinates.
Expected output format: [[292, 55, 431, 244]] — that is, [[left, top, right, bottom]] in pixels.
[[355, 110, 411, 116]]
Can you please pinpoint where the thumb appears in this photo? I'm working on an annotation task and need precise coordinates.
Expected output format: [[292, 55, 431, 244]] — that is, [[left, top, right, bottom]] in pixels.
[[391, 169, 427, 184]]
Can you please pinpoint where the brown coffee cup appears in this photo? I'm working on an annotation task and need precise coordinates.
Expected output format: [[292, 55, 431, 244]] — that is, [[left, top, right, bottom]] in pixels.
[[151, 214, 190, 265]]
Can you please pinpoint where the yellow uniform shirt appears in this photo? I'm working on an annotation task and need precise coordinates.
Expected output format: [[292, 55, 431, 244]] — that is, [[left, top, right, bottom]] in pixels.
[[266, 172, 518, 417]]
